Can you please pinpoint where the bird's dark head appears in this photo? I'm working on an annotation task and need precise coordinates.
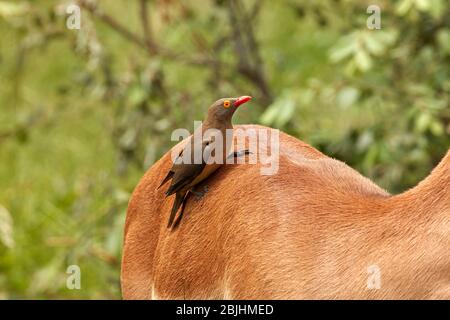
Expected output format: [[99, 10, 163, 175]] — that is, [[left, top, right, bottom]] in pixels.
[[207, 96, 252, 122]]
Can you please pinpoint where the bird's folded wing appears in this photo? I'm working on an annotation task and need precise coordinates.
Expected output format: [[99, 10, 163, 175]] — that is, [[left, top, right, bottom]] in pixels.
[[165, 163, 205, 196], [164, 139, 213, 196]]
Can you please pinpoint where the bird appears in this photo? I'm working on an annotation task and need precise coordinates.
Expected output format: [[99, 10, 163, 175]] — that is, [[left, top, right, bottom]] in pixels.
[[159, 96, 252, 228]]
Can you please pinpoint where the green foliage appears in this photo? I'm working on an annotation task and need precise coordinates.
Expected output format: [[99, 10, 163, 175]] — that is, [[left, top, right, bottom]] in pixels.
[[0, 0, 449, 299]]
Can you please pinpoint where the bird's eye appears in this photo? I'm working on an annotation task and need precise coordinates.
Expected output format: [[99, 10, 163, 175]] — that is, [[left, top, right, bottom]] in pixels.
[[223, 100, 231, 108]]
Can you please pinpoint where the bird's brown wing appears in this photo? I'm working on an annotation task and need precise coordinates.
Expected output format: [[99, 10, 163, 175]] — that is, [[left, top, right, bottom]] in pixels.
[[164, 163, 206, 196], [164, 139, 212, 196], [158, 170, 174, 189], [157, 148, 184, 190]]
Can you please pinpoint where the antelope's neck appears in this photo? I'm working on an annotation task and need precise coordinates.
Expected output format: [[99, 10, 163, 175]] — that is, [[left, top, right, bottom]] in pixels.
[[390, 150, 450, 218]]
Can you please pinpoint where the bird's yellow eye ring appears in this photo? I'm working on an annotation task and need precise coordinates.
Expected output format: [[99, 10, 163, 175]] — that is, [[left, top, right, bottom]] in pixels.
[[223, 100, 231, 108]]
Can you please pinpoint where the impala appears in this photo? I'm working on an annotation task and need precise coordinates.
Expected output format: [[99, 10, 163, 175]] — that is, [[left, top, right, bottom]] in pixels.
[[121, 125, 450, 299]]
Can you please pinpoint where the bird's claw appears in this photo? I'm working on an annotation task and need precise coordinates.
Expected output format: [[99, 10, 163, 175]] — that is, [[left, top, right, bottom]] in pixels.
[[228, 149, 252, 159]]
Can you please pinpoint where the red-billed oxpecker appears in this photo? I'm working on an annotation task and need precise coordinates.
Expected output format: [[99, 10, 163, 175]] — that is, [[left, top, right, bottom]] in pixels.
[[158, 96, 252, 228]]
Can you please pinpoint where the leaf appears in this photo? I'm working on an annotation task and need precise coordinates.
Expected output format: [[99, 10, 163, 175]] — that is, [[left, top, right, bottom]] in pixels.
[[415, 112, 431, 132], [429, 120, 444, 136], [299, 89, 314, 105], [329, 43, 355, 63], [437, 30, 450, 55], [119, 128, 137, 150], [337, 87, 360, 109], [329, 36, 357, 63], [260, 95, 296, 127], [415, 0, 430, 11], [427, 0, 446, 18], [363, 144, 379, 170], [260, 102, 280, 126], [154, 118, 170, 132], [0, 1, 28, 17], [364, 31, 398, 56], [113, 189, 130, 205], [275, 99, 296, 127], [396, 0, 413, 15], [377, 30, 399, 49], [127, 85, 147, 107], [364, 36, 384, 56], [354, 50, 372, 72], [105, 213, 126, 256], [28, 259, 64, 295], [0, 205, 14, 248], [356, 131, 374, 152]]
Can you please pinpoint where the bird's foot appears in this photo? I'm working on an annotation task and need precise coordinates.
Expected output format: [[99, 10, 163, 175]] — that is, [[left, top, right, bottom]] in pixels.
[[228, 149, 252, 159], [191, 185, 209, 200]]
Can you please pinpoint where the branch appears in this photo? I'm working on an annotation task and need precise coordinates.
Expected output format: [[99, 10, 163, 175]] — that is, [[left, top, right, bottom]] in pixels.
[[139, 0, 155, 53], [227, 0, 272, 105], [78, 0, 147, 48], [77, 0, 222, 66], [77, 0, 272, 104]]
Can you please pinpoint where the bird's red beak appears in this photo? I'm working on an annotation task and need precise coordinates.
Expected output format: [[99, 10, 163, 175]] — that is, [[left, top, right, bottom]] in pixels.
[[234, 95, 252, 107]]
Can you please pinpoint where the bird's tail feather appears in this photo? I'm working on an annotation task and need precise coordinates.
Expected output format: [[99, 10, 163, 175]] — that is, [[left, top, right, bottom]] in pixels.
[[167, 192, 186, 228], [158, 171, 174, 190]]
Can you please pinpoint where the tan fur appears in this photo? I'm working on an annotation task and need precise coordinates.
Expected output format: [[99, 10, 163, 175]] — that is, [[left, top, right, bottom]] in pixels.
[[121, 125, 450, 299]]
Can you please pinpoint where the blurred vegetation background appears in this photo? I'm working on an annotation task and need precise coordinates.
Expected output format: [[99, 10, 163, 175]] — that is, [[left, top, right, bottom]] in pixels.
[[0, 0, 449, 299]]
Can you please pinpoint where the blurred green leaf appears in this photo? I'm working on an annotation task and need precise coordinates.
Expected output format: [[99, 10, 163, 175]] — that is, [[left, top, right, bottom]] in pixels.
[[437, 30, 450, 55], [415, 112, 432, 133], [127, 85, 148, 107], [260, 95, 296, 127], [0, 205, 14, 248], [0, 1, 28, 17], [430, 120, 444, 136], [329, 38, 356, 63], [354, 50, 372, 72], [396, 0, 413, 15], [337, 87, 360, 109]]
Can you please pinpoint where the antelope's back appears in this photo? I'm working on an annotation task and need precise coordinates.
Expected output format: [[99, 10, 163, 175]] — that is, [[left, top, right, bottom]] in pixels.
[[121, 125, 389, 299]]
